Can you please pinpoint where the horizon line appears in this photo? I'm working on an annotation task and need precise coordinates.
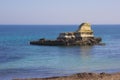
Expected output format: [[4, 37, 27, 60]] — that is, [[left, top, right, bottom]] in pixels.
[[0, 23, 120, 25]]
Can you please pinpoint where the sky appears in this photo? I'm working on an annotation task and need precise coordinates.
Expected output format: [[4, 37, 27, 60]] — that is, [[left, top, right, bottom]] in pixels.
[[0, 0, 120, 25]]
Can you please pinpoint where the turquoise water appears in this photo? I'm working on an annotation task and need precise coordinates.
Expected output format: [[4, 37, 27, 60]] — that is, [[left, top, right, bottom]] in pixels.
[[0, 25, 120, 80]]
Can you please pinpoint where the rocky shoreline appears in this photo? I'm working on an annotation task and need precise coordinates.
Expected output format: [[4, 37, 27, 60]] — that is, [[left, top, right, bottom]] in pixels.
[[13, 72, 120, 80]]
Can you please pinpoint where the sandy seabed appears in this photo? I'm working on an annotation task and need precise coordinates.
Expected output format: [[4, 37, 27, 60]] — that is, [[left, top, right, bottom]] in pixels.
[[13, 72, 120, 80]]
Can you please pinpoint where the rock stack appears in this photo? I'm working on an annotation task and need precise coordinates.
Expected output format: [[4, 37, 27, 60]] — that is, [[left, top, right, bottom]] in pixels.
[[30, 23, 104, 46]]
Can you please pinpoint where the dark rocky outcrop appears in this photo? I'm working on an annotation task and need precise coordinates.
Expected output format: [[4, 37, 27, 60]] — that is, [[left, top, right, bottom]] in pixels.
[[30, 37, 104, 46]]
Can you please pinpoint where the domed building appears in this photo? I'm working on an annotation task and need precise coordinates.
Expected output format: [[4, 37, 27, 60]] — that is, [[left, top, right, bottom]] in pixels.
[[57, 23, 94, 40], [75, 23, 94, 40]]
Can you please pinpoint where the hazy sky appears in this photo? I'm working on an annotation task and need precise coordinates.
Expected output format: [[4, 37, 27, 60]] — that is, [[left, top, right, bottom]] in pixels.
[[0, 0, 120, 24]]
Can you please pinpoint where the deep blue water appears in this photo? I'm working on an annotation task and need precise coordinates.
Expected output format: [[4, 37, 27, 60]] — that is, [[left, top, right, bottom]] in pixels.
[[0, 25, 120, 80]]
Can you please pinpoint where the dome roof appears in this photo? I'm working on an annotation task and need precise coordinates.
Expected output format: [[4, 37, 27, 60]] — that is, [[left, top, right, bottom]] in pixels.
[[77, 23, 93, 32]]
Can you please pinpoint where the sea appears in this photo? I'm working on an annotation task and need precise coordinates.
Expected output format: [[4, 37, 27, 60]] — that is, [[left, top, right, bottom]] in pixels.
[[0, 25, 120, 80]]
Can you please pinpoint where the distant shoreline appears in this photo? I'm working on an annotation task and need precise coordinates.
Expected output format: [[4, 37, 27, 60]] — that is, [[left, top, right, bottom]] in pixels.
[[13, 72, 120, 80]]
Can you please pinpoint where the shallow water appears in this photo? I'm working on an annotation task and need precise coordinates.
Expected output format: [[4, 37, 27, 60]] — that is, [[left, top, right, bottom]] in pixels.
[[0, 25, 120, 80]]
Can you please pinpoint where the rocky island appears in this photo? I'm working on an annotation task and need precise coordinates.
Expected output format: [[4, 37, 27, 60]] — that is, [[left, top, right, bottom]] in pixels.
[[30, 23, 104, 46]]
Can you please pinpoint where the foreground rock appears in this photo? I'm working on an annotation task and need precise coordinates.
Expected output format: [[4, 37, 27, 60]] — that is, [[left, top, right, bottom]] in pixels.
[[30, 23, 105, 46], [13, 72, 120, 80]]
